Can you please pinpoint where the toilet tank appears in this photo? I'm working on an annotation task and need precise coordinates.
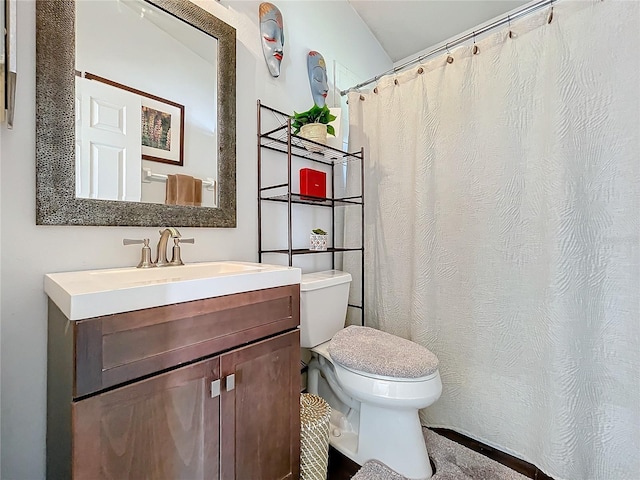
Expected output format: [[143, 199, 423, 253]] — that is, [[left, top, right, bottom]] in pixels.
[[299, 270, 352, 348]]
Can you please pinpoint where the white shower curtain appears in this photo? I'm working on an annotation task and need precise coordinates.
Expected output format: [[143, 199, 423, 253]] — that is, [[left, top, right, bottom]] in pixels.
[[346, 2, 639, 479]]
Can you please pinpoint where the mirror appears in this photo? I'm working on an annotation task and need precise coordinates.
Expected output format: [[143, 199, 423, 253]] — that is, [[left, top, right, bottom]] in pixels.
[[36, 0, 236, 227], [75, 0, 218, 207]]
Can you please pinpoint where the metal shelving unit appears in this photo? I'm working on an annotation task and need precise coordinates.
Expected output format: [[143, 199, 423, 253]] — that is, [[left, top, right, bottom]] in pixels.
[[257, 100, 365, 325]]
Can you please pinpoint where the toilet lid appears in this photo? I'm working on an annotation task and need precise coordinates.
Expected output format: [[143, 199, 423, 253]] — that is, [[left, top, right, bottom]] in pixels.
[[328, 326, 439, 379]]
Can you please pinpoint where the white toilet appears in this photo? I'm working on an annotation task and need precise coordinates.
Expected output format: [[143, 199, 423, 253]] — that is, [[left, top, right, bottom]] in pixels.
[[300, 270, 442, 480]]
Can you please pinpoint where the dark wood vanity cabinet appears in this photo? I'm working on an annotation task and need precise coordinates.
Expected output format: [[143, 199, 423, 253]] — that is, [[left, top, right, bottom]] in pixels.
[[73, 356, 221, 479], [220, 331, 300, 480], [47, 284, 301, 480]]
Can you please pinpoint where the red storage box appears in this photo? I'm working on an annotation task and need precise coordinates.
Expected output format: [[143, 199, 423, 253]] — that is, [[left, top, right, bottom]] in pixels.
[[300, 168, 326, 199]]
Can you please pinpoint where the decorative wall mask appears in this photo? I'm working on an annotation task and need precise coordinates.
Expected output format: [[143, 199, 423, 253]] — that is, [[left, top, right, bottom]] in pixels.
[[307, 51, 328, 106], [259, 2, 284, 77]]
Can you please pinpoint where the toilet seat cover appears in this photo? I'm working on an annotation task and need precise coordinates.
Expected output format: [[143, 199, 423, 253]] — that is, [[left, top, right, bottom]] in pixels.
[[328, 326, 439, 379]]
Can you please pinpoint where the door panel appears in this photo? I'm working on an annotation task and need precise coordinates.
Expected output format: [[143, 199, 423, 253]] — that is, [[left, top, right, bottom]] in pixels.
[[220, 330, 300, 480], [72, 356, 220, 480], [76, 76, 142, 201]]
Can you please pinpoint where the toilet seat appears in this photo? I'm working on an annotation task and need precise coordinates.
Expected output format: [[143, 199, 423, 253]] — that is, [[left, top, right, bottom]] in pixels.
[[328, 326, 439, 379], [337, 361, 440, 383], [311, 338, 441, 407]]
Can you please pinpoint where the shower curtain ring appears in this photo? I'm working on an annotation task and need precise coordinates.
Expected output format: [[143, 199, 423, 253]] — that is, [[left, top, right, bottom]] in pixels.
[[508, 15, 514, 39], [445, 42, 454, 64], [472, 31, 480, 55]]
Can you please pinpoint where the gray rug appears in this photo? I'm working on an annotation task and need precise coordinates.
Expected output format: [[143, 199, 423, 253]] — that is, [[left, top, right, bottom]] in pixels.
[[352, 428, 529, 480]]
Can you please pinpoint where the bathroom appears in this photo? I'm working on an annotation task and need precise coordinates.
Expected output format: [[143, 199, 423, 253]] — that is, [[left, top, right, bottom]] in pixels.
[[1, 0, 638, 479]]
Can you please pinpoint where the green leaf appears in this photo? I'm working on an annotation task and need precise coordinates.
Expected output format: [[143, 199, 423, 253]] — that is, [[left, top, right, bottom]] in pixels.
[[326, 125, 336, 136], [290, 104, 338, 129]]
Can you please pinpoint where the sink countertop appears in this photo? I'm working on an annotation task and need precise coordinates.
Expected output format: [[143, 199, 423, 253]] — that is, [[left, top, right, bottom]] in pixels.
[[45, 261, 301, 321]]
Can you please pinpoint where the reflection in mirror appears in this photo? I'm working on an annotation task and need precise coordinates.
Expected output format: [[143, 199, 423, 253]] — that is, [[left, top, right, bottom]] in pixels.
[[36, 0, 236, 227], [75, 0, 217, 207]]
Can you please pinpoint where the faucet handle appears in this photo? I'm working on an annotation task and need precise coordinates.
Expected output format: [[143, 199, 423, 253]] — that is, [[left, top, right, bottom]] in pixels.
[[170, 237, 195, 266], [123, 238, 155, 268], [123, 238, 145, 246]]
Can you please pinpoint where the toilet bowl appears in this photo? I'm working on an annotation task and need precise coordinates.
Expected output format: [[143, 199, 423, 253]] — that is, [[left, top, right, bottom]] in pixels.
[[300, 271, 442, 480], [332, 362, 442, 409]]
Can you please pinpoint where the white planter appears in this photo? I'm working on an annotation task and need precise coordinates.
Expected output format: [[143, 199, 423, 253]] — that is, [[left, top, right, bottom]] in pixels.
[[299, 123, 327, 152], [309, 234, 328, 251]]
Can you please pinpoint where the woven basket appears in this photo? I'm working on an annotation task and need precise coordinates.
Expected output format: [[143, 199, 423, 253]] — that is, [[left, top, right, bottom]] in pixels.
[[300, 393, 331, 480]]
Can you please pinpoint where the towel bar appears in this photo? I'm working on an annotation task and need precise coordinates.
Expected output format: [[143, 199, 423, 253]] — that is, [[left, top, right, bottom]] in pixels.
[[142, 168, 216, 191]]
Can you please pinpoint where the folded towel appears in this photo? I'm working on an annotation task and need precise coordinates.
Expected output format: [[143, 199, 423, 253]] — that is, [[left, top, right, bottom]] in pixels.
[[175, 174, 195, 206], [165, 174, 198, 206], [165, 174, 177, 205]]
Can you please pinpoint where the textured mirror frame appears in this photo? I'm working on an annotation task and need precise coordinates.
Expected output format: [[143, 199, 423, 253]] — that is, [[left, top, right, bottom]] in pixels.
[[36, 0, 236, 227]]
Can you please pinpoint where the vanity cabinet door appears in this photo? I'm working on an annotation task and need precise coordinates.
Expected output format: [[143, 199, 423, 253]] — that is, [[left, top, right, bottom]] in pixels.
[[72, 356, 220, 480], [220, 329, 301, 480]]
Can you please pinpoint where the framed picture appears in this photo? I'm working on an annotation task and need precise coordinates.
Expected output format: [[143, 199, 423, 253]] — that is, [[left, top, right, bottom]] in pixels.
[[85, 73, 185, 166], [4, 0, 17, 127]]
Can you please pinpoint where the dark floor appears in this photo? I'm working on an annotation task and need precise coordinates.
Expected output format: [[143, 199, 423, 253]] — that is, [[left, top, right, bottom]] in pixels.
[[326, 428, 555, 480], [327, 446, 361, 480]]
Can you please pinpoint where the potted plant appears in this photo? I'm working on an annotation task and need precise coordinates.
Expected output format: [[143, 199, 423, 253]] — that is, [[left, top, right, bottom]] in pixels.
[[309, 228, 328, 251], [291, 104, 337, 151]]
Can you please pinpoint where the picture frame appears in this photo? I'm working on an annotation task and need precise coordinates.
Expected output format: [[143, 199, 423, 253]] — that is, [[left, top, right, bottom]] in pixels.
[[85, 73, 185, 166], [4, 0, 17, 127]]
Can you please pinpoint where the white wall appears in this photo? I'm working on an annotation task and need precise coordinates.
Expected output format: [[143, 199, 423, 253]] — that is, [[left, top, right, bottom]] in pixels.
[[0, 0, 390, 478]]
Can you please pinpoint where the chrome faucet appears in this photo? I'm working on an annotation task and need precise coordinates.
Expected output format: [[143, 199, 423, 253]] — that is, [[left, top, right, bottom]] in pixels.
[[156, 227, 181, 267]]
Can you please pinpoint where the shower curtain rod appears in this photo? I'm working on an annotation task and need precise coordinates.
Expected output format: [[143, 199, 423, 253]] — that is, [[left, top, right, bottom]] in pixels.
[[340, 0, 554, 95]]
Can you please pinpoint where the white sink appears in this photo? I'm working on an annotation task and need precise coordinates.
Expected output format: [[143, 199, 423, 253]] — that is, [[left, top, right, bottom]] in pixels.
[[45, 261, 301, 321], [88, 261, 263, 284]]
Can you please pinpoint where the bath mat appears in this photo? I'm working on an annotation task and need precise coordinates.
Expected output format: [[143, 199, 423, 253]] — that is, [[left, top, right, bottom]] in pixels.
[[351, 428, 529, 480], [351, 459, 406, 480]]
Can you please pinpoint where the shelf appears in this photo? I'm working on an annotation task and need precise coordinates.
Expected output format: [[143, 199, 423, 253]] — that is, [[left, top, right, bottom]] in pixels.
[[260, 133, 362, 165], [260, 247, 363, 256], [260, 192, 363, 207], [258, 100, 365, 327], [257, 103, 363, 165]]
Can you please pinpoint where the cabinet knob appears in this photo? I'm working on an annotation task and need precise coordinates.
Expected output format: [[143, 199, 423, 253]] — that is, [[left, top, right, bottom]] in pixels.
[[211, 379, 221, 398], [225, 374, 235, 392]]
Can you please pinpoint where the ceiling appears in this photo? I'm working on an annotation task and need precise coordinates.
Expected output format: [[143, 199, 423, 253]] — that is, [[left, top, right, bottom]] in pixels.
[[347, 0, 531, 63]]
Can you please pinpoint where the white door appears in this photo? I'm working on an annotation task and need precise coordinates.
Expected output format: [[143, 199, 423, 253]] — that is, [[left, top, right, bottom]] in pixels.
[[76, 76, 142, 201]]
